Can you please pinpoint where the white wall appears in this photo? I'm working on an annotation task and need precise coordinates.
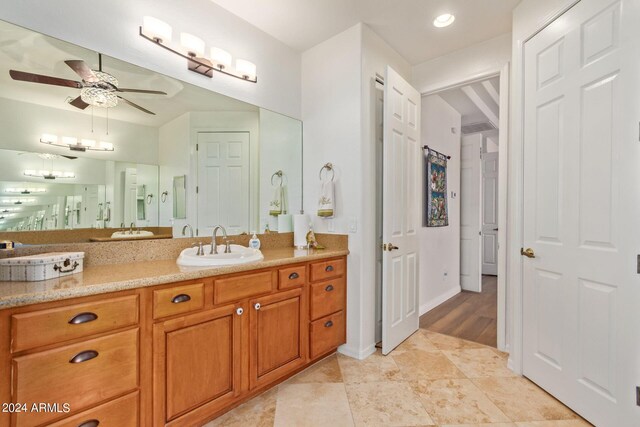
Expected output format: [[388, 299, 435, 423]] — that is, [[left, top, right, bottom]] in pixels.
[[258, 109, 303, 232], [412, 33, 512, 94], [0, 0, 301, 119], [0, 97, 159, 164], [302, 23, 412, 359], [420, 95, 462, 313]]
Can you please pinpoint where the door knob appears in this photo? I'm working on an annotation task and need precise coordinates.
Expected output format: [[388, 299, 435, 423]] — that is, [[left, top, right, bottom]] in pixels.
[[383, 243, 399, 251], [254, 303, 261, 311], [521, 247, 535, 258]]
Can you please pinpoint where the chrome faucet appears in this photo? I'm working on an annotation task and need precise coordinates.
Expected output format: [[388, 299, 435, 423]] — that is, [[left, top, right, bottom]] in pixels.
[[211, 225, 228, 255], [129, 222, 135, 234], [182, 224, 194, 238], [192, 242, 204, 256]]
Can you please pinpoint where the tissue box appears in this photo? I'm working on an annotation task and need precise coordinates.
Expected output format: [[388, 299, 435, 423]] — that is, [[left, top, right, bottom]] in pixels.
[[0, 252, 85, 282]]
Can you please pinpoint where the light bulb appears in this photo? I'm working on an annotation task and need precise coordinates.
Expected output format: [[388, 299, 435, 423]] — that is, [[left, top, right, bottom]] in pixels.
[[62, 136, 78, 146], [180, 33, 205, 57], [433, 13, 455, 28], [80, 139, 96, 148], [40, 134, 58, 144], [236, 59, 256, 80], [211, 47, 232, 70], [142, 16, 172, 43]]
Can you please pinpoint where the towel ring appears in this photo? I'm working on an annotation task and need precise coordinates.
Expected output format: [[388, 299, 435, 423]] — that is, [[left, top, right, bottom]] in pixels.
[[319, 163, 335, 181], [146, 194, 153, 205], [271, 170, 285, 186], [161, 191, 168, 203]]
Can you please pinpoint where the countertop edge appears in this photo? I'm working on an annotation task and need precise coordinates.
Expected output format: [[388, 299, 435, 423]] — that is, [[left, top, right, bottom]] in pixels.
[[0, 249, 349, 310]]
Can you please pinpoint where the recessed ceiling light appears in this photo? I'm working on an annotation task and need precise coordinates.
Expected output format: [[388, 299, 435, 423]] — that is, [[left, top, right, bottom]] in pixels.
[[434, 13, 455, 28]]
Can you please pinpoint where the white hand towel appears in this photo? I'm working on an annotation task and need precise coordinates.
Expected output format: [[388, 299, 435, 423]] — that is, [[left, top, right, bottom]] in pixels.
[[317, 180, 334, 218], [269, 185, 288, 216]]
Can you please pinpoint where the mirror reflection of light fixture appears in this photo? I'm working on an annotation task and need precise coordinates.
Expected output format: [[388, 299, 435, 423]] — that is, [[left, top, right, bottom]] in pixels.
[[40, 133, 114, 152], [1, 198, 35, 204], [5, 188, 46, 194], [24, 169, 75, 180], [139, 17, 258, 83]]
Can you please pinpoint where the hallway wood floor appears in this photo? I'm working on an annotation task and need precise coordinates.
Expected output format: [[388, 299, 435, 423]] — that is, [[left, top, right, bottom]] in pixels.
[[419, 275, 497, 347]]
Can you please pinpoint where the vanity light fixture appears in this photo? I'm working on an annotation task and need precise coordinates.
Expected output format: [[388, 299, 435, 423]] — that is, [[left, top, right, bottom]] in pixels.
[[40, 133, 114, 152], [433, 13, 455, 27], [5, 188, 46, 194], [1, 199, 35, 205], [23, 169, 75, 180], [139, 16, 258, 83]]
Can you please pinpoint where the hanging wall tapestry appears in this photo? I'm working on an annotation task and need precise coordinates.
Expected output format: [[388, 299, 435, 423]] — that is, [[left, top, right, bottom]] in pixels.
[[425, 149, 449, 227]]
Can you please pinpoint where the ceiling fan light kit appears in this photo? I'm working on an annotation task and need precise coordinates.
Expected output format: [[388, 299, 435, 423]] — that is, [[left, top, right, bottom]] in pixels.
[[40, 134, 114, 152], [140, 16, 258, 83]]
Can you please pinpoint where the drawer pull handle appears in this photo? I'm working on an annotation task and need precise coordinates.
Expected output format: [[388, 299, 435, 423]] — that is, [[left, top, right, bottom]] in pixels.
[[288, 272, 300, 280], [325, 265, 334, 272], [171, 294, 191, 304], [69, 350, 99, 364], [78, 420, 100, 427], [325, 284, 334, 292], [68, 312, 98, 325], [324, 320, 334, 328], [236, 307, 244, 316], [254, 303, 261, 310]]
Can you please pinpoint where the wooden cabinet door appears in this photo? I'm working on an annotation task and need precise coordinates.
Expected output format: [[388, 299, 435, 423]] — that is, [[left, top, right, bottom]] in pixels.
[[153, 304, 243, 426], [249, 288, 308, 389]]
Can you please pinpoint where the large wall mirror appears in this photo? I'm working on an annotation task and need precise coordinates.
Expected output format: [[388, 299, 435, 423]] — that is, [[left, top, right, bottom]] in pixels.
[[0, 19, 302, 243]]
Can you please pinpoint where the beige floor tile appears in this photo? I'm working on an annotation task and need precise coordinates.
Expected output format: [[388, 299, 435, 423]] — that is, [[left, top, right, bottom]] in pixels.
[[473, 377, 578, 422], [337, 350, 403, 383], [393, 349, 466, 381], [346, 381, 435, 426], [412, 378, 510, 424], [286, 354, 343, 384], [440, 423, 516, 427], [443, 348, 517, 378], [274, 383, 354, 427], [203, 387, 277, 427], [515, 420, 593, 427], [391, 330, 439, 354], [424, 331, 487, 351]]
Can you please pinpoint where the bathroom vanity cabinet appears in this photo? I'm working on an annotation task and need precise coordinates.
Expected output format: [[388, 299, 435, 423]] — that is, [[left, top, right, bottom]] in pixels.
[[0, 255, 347, 426]]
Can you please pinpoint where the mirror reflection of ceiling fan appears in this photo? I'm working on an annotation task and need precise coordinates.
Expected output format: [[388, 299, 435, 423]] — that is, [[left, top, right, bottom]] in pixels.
[[9, 53, 167, 115]]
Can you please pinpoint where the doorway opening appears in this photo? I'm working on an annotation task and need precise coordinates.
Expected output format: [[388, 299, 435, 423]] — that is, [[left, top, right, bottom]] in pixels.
[[418, 70, 508, 350]]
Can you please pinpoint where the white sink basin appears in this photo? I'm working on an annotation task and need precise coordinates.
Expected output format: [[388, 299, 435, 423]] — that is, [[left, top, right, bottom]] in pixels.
[[177, 244, 264, 267], [111, 230, 155, 239]]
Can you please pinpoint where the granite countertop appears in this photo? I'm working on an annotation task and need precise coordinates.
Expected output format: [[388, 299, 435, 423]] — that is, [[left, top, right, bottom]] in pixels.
[[0, 247, 348, 309]]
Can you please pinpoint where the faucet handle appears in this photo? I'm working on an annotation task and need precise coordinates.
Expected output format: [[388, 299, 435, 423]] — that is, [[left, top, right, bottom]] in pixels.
[[191, 242, 204, 256], [224, 238, 233, 253]]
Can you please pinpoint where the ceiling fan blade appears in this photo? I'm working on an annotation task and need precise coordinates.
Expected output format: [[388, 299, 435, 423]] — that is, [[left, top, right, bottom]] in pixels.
[[64, 60, 99, 82], [117, 88, 167, 95], [9, 70, 82, 88], [68, 96, 89, 110], [117, 96, 155, 115], [61, 155, 78, 160]]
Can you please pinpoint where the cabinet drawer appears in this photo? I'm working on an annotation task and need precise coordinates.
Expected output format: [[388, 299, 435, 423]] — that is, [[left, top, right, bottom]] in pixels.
[[153, 282, 204, 320], [309, 258, 345, 282], [310, 311, 345, 359], [310, 277, 346, 321], [214, 271, 275, 305], [47, 391, 139, 427], [11, 295, 138, 353], [12, 329, 139, 427], [278, 265, 306, 289]]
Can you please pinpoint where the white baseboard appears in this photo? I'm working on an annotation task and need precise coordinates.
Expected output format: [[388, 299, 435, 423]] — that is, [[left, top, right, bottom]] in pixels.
[[338, 343, 376, 360], [419, 286, 462, 316]]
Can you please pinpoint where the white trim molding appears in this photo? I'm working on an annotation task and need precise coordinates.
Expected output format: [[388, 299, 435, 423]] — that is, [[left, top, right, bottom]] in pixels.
[[419, 286, 461, 316]]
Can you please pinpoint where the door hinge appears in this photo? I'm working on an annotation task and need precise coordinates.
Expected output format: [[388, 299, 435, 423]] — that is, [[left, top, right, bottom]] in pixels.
[[637, 255, 640, 274], [196, 186, 199, 194], [636, 386, 640, 406], [196, 143, 199, 151]]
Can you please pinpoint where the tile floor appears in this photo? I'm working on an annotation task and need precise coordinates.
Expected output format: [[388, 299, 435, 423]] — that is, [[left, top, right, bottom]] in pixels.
[[203, 330, 592, 427]]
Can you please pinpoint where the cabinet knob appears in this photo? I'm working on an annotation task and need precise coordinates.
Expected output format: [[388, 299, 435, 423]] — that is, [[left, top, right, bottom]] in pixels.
[[325, 284, 334, 292], [69, 350, 99, 364], [288, 272, 299, 280], [254, 303, 261, 311], [236, 307, 244, 316], [171, 294, 191, 304], [325, 265, 334, 272], [78, 420, 100, 427], [324, 320, 334, 328], [68, 312, 98, 325]]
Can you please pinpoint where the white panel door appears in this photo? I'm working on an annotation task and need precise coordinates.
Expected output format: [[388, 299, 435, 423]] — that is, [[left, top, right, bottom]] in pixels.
[[197, 132, 250, 236], [522, 0, 639, 425], [460, 134, 482, 292], [381, 66, 420, 355], [482, 151, 499, 276]]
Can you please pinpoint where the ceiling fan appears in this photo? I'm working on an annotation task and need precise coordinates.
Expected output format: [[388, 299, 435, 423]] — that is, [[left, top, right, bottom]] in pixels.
[[9, 54, 167, 115]]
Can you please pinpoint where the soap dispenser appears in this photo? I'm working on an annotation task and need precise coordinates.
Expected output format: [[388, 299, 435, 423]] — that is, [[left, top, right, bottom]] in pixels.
[[249, 232, 261, 249]]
